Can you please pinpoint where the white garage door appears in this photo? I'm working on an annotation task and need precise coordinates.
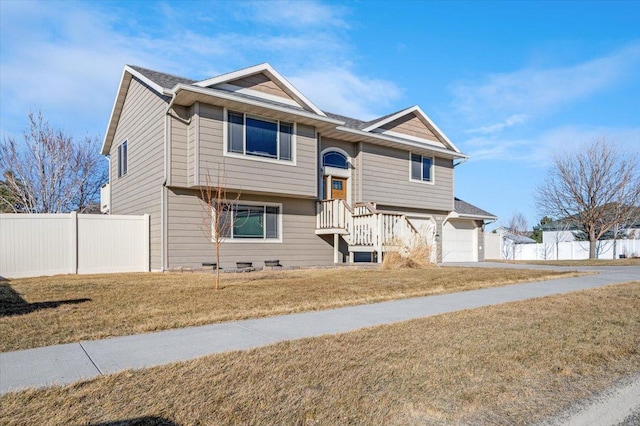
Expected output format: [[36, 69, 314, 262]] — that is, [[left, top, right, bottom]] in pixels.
[[442, 219, 477, 262]]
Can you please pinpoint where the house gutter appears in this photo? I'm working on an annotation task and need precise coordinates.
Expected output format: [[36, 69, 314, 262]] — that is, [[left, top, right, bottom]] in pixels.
[[334, 126, 469, 160], [453, 157, 468, 167], [171, 84, 344, 128]]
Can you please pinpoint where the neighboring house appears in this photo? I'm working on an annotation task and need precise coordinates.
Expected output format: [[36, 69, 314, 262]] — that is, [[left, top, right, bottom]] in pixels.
[[101, 63, 496, 271], [541, 218, 640, 244], [492, 226, 536, 244], [491, 226, 536, 260]]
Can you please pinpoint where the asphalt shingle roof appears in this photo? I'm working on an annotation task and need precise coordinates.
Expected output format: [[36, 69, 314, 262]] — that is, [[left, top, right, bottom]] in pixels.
[[129, 65, 418, 128], [128, 65, 196, 89], [324, 112, 368, 129], [454, 197, 496, 219]]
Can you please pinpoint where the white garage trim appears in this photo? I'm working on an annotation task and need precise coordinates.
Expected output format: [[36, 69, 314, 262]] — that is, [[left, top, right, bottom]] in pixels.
[[442, 219, 478, 262]]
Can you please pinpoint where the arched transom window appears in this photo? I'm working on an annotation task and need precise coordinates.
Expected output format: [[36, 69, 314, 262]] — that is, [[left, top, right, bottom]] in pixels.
[[322, 151, 348, 169]]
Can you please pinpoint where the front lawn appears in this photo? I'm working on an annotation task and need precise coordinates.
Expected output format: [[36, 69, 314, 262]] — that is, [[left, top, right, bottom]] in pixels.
[[2, 281, 638, 425], [0, 267, 580, 352], [494, 258, 640, 267]]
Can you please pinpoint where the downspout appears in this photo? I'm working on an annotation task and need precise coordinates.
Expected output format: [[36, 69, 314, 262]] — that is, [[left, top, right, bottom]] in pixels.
[[161, 91, 178, 271]]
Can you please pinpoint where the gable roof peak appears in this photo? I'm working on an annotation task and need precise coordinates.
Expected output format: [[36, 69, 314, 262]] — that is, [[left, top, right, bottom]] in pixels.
[[361, 105, 461, 153], [193, 63, 326, 117], [125, 65, 195, 92]]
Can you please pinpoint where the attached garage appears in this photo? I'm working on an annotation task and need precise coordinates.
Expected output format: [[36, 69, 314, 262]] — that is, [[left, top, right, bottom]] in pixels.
[[442, 219, 478, 262]]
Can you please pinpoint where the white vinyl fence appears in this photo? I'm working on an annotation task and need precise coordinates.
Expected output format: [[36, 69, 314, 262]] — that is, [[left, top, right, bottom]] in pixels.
[[0, 213, 149, 278], [484, 233, 501, 260], [486, 236, 640, 261]]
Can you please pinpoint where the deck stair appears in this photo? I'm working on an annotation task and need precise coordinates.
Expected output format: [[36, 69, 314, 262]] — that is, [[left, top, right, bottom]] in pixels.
[[316, 199, 418, 262]]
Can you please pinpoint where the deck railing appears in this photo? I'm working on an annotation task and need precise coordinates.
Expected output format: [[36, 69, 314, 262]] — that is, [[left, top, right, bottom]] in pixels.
[[316, 199, 419, 250], [316, 199, 352, 231]]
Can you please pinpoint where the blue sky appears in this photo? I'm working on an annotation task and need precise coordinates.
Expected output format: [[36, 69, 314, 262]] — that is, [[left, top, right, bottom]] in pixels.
[[1, 0, 639, 228]]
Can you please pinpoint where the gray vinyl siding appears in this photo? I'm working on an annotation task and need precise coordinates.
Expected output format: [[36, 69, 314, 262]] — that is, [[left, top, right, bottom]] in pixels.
[[355, 144, 363, 202], [380, 113, 441, 144], [194, 103, 318, 197], [227, 73, 296, 102], [169, 105, 188, 187], [109, 77, 167, 270], [166, 188, 335, 268], [360, 143, 453, 211], [187, 104, 197, 186], [320, 137, 357, 158]]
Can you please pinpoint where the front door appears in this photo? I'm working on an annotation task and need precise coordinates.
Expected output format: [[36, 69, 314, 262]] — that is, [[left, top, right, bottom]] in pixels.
[[330, 177, 347, 200]]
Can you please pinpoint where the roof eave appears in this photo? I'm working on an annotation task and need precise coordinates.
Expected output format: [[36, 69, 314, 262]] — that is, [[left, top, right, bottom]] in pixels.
[[101, 65, 169, 156], [456, 213, 498, 221], [334, 126, 468, 159], [171, 84, 343, 128]]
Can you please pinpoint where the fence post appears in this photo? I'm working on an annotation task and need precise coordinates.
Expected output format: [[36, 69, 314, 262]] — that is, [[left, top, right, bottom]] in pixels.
[[70, 211, 78, 274], [376, 213, 383, 263], [144, 214, 150, 272]]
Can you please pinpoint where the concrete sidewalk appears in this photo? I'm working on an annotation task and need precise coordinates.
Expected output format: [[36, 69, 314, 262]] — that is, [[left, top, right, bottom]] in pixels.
[[2, 263, 638, 394]]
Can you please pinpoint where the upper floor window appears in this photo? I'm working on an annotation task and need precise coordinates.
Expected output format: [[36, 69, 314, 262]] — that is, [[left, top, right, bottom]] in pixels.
[[322, 151, 348, 169], [227, 111, 293, 161], [117, 140, 128, 178], [410, 153, 433, 183]]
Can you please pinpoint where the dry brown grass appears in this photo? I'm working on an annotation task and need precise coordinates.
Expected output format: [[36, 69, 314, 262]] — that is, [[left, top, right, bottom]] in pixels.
[[382, 236, 436, 269], [494, 258, 640, 267], [2, 282, 638, 425], [381, 245, 435, 269], [0, 267, 580, 352]]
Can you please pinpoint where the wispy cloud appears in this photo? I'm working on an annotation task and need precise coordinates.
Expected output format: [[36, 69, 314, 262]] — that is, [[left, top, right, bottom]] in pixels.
[[462, 125, 640, 164], [452, 44, 640, 127], [240, 0, 350, 29], [466, 114, 528, 134], [290, 68, 402, 120], [0, 0, 398, 138]]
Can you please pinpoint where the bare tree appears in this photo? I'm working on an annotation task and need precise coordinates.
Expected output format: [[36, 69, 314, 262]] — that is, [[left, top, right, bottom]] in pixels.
[[200, 164, 240, 291], [504, 212, 529, 236], [0, 111, 107, 213], [0, 171, 27, 213], [611, 205, 640, 259], [545, 219, 573, 260], [536, 138, 640, 259]]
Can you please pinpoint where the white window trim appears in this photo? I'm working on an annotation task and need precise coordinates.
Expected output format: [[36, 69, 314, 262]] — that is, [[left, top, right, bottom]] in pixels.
[[212, 200, 283, 243], [409, 152, 435, 185], [321, 147, 352, 204], [223, 108, 297, 166], [323, 166, 350, 178]]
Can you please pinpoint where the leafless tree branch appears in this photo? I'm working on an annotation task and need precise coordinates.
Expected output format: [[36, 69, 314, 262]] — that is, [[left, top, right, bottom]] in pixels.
[[535, 137, 640, 259], [200, 163, 240, 290], [0, 111, 107, 213]]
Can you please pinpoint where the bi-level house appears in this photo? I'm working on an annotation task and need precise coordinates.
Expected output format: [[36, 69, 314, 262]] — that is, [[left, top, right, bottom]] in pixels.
[[101, 63, 496, 271]]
